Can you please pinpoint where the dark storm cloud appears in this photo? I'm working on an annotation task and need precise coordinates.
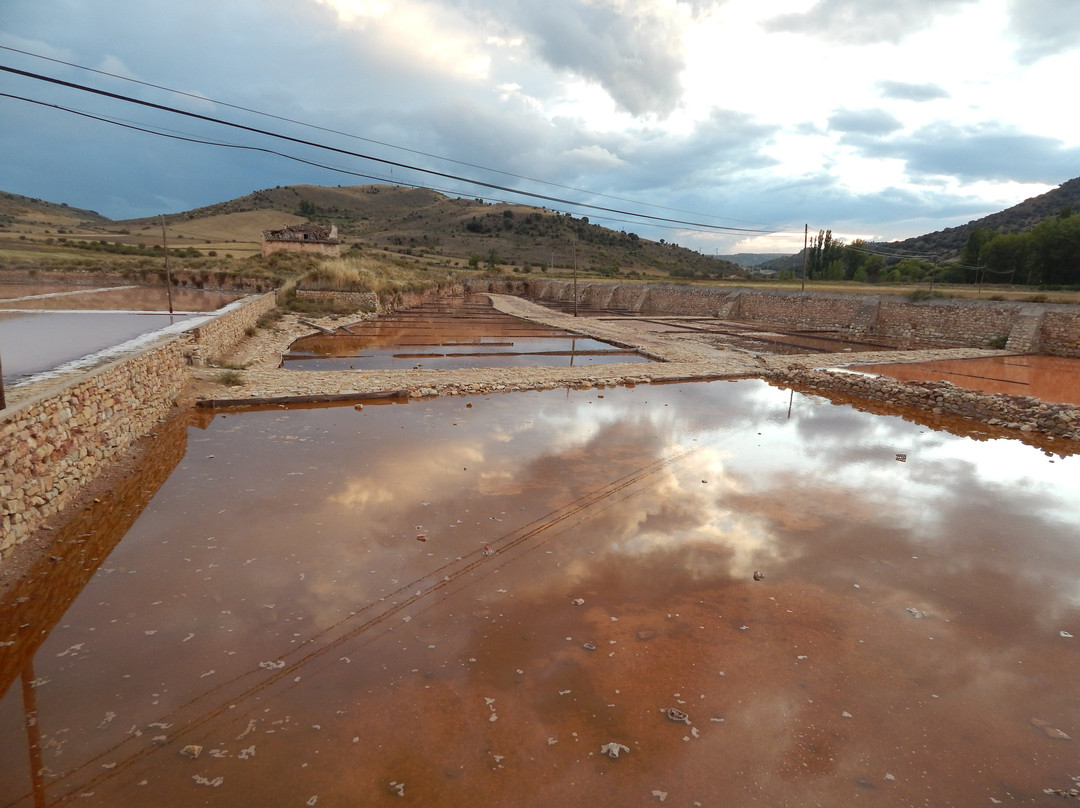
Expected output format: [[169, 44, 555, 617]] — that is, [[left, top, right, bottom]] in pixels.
[[850, 123, 1080, 184], [763, 0, 975, 44], [877, 80, 950, 102], [1008, 0, 1080, 64], [828, 108, 903, 136]]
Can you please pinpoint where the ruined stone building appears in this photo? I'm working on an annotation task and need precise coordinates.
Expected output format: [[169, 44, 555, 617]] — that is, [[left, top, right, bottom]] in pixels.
[[261, 222, 341, 257]]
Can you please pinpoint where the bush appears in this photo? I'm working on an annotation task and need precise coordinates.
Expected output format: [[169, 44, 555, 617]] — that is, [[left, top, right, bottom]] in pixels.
[[216, 370, 244, 386]]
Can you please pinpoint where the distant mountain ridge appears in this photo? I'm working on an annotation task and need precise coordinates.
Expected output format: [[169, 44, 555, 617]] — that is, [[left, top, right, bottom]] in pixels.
[[717, 253, 789, 268], [758, 175, 1080, 272], [880, 176, 1080, 257]]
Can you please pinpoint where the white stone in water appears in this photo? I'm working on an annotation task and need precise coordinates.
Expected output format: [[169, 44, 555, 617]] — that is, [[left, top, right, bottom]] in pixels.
[[600, 742, 630, 759]]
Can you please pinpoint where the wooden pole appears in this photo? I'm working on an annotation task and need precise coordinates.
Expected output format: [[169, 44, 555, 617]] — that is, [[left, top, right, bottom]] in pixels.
[[572, 235, 578, 317], [161, 216, 174, 315], [800, 224, 808, 292], [0, 344, 6, 410]]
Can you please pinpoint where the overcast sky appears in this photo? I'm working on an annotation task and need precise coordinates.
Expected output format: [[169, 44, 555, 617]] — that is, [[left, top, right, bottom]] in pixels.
[[2, 0, 1078, 253]]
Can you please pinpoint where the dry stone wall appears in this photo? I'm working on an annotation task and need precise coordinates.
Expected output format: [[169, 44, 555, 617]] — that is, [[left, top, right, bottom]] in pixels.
[[1041, 310, 1080, 356], [474, 279, 1080, 356], [775, 365, 1080, 442], [296, 290, 379, 312], [1, 293, 276, 558], [187, 293, 277, 365]]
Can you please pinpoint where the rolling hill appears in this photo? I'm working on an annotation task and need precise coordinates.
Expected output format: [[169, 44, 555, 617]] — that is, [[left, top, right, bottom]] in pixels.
[[0, 184, 746, 280]]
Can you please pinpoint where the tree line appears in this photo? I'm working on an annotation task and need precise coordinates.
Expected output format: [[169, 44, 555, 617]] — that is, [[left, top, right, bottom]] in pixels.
[[801, 210, 1080, 287], [959, 210, 1080, 286]]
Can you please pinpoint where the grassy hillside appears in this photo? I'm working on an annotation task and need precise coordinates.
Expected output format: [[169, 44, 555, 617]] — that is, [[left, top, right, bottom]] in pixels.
[[146, 184, 746, 279], [0, 185, 746, 283]]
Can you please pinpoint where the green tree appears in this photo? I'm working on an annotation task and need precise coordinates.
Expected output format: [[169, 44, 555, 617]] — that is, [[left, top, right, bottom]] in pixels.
[[982, 232, 1030, 284], [806, 230, 843, 279], [1028, 214, 1080, 285], [962, 228, 993, 266]]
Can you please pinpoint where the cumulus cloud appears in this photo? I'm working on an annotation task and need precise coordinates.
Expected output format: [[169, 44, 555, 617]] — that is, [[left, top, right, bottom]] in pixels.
[[1008, 0, 1080, 63], [763, 0, 975, 44], [877, 80, 950, 102]]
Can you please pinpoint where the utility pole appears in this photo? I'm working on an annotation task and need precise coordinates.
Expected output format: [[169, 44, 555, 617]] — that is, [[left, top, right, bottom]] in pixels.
[[160, 216, 174, 315], [572, 235, 578, 317], [0, 344, 6, 410], [800, 224, 808, 292]]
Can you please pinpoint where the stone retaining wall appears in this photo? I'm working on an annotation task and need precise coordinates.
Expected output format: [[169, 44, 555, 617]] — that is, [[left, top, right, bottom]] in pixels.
[[1042, 310, 1080, 357], [188, 292, 277, 364], [774, 366, 1080, 442], [1, 293, 275, 558], [296, 289, 378, 312], [475, 279, 1080, 356]]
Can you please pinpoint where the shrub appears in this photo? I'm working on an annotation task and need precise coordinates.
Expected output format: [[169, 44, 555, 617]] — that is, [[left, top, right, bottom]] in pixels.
[[216, 370, 244, 386]]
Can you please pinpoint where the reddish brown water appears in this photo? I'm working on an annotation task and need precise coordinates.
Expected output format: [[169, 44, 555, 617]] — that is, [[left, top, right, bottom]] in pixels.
[[284, 298, 654, 370], [2, 381, 1079, 807], [850, 354, 1080, 405]]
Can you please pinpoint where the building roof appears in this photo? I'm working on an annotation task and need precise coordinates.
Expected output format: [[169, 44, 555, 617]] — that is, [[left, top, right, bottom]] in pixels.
[[262, 222, 339, 243]]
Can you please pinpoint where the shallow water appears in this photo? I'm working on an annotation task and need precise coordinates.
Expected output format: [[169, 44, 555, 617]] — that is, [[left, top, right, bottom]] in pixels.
[[2, 380, 1079, 807], [284, 297, 655, 370], [0, 311, 201, 385], [0, 286, 243, 385], [0, 284, 242, 312], [849, 354, 1080, 406]]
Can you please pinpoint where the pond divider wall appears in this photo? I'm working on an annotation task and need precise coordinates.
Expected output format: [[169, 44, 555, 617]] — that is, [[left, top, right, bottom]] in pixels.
[[470, 279, 1080, 356], [1, 293, 276, 558]]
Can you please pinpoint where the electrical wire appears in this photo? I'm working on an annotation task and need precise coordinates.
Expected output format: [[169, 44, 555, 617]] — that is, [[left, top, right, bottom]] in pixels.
[[1, 91, 750, 241], [0, 44, 770, 229], [0, 61, 774, 235]]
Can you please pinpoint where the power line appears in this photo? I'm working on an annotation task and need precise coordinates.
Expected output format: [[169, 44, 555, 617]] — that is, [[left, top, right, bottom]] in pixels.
[[0, 54, 775, 234], [1, 91, 746, 239]]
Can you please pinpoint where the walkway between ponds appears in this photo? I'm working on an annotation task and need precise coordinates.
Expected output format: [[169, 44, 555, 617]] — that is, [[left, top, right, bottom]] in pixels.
[[187, 294, 1008, 406]]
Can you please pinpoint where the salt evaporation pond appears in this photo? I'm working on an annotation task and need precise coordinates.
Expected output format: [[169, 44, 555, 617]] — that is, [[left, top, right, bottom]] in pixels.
[[0, 285, 245, 386], [2, 380, 1079, 807], [0, 311, 201, 384]]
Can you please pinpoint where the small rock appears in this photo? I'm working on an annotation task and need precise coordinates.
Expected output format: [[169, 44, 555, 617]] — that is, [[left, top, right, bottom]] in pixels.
[[1031, 718, 1072, 740], [753, 571, 765, 581], [662, 707, 691, 725], [600, 742, 630, 759], [179, 745, 203, 759]]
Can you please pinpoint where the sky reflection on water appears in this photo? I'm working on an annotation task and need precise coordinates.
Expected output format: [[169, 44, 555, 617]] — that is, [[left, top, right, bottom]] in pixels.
[[1, 380, 1078, 807]]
